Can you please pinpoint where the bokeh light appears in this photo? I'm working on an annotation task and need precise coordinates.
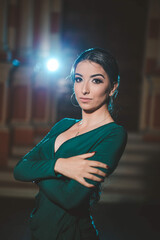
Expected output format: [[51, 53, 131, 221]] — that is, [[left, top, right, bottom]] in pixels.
[[46, 58, 59, 72]]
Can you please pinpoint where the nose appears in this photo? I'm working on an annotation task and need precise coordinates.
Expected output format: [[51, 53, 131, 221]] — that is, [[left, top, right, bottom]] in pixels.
[[81, 81, 90, 95]]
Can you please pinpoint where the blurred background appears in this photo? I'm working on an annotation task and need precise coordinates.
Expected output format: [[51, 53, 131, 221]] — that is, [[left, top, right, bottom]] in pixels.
[[0, 0, 160, 239]]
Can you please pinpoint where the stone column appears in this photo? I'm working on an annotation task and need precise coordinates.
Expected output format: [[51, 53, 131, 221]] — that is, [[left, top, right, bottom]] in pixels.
[[50, 0, 62, 54], [0, 63, 12, 167], [49, 0, 62, 123], [38, 0, 51, 57], [139, 0, 160, 141], [17, 0, 34, 58], [0, 0, 8, 53], [7, 0, 18, 54]]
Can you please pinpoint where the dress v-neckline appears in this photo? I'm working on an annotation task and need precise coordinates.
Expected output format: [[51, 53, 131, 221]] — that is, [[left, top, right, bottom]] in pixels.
[[53, 119, 116, 155]]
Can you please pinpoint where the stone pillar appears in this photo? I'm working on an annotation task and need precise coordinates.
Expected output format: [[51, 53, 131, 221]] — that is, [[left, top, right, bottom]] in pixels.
[[17, 0, 33, 58], [0, 0, 8, 54], [50, 0, 62, 54], [139, 0, 160, 141], [0, 63, 12, 167], [145, 0, 160, 74], [9, 66, 34, 147], [50, 0, 62, 122], [7, 0, 18, 54], [38, 0, 51, 57]]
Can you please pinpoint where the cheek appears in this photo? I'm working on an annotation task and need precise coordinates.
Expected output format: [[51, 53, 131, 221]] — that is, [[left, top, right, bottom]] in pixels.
[[94, 87, 109, 100], [74, 83, 80, 96], [74, 83, 77, 92]]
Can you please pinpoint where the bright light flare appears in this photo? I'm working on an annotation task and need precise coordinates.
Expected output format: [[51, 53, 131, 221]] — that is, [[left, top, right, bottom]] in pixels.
[[12, 59, 20, 67], [46, 58, 59, 72]]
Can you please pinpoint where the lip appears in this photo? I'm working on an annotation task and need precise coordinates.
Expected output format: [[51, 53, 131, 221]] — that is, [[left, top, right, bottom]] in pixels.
[[79, 97, 92, 102], [80, 97, 92, 100]]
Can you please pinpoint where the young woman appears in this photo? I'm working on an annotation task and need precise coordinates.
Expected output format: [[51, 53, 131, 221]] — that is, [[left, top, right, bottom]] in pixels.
[[14, 48, 128, 240]]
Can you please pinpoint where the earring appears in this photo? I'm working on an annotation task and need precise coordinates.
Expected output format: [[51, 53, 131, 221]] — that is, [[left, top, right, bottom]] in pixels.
[[108, 95, 114, 113], [70, 93, 79, 107], [110, 95, 114, 104]]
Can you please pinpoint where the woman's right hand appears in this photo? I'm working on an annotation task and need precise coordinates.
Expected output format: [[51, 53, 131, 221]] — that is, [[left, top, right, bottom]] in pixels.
[[54, 152, 109, 187]]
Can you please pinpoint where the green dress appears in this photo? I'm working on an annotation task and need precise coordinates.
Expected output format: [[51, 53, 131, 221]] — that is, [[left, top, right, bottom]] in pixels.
[[14, 118, 127, 240]]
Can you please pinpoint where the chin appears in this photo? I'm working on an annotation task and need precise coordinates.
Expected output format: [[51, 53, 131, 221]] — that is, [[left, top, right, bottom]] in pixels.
[[80, 105, 101, 113], [80, 101, 107, 113]]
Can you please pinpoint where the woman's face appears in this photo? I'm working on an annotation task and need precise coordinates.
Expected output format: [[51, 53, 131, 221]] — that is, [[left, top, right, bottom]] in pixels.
[[74, 60, 112, 112]]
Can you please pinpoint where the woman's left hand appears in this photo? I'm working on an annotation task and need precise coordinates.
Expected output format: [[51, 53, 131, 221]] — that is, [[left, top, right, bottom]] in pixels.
[[54, 152, 109, 187]]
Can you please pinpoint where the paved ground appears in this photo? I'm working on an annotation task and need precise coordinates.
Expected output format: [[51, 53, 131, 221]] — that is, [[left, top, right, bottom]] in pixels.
[[0, 197, 160, 240]]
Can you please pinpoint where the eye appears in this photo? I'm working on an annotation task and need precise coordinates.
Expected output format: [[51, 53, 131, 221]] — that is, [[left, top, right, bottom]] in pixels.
[[74, 77, 83, 83], [92, 78, 103, 84]]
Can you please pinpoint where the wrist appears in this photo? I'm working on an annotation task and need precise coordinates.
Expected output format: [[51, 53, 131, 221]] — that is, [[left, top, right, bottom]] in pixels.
[[54, 158, 64, 174]]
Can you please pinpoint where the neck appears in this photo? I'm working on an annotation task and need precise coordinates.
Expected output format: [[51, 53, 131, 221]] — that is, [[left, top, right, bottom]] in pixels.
[[81, 105, 112, 127]]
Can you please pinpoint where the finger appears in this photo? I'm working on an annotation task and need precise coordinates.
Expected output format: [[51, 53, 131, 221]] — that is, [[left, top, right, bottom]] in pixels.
[[85, 173, 104, 182], [87, 160, 109, 169], [88, 168, 107, 177], [79, 178, 96, 188], [78, 152, 96, 158]]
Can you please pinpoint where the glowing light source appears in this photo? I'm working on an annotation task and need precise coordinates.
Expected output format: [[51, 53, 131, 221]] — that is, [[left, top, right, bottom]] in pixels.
[[12, 59, 20, 67], [46, 58, 59, 72]]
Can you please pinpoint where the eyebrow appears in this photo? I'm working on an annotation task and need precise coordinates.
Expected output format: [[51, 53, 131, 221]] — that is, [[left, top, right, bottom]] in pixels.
[[91, 74, 105, 79], [75, 73, 82, 77], [75, 73, 105, 79]]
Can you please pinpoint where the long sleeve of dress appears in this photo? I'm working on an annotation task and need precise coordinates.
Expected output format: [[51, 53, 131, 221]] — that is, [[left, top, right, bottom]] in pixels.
[[37, 126, 127, 210], [13, 120, 65, 182]]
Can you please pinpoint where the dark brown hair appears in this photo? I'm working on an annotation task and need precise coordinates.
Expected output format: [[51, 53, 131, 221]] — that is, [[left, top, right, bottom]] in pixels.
[[71, 47, 120, 116]]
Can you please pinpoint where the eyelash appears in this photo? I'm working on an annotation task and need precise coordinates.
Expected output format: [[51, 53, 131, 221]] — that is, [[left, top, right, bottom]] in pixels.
[[74, 77, 103, 84], [92, 79, 103, 84]]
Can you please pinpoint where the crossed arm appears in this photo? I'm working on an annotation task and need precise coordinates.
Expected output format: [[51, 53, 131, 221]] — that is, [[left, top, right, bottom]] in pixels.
[[13, 120, 65, 181], [14, 126, 127, 210]]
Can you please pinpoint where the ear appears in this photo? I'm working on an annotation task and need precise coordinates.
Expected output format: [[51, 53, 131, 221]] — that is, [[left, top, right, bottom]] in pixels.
[[109, 82, 119, 97]]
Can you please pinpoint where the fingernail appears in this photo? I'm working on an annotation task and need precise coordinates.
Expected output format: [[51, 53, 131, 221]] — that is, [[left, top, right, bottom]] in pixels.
[[106, 165, 109, 168]]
